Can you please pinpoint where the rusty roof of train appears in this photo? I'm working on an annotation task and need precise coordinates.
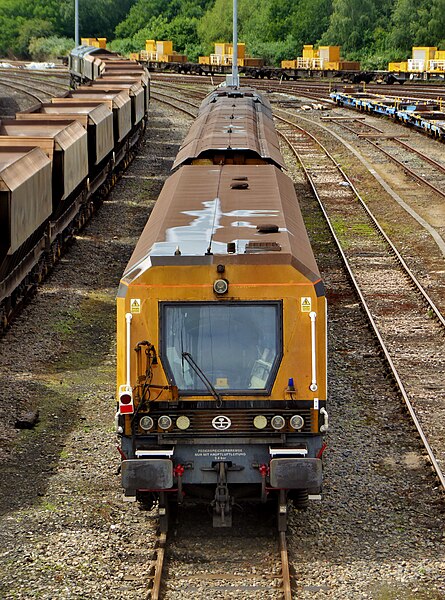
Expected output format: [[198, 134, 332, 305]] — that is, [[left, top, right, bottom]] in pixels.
[[172, 88, 285, 170], [121, 164, 321, 287]]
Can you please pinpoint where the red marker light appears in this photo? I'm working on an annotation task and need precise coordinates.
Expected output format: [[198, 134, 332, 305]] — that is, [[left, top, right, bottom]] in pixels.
[[118, 386, 134, 414], [120, 394, 132, 405]]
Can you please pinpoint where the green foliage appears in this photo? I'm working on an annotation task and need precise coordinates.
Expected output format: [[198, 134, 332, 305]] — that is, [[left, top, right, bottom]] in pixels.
[[2, 0, 445, 66], [247, 37, 301, 66], [28, 36, 74, 60]]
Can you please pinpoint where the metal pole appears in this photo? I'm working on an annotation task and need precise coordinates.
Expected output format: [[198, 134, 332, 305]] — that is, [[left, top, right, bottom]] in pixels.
[[232, 0, 239, 87], [75, 0, 79, 47]]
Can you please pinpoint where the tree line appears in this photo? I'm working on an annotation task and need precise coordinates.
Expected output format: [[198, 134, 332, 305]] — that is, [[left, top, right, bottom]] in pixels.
[[1, 0, 444, 68]]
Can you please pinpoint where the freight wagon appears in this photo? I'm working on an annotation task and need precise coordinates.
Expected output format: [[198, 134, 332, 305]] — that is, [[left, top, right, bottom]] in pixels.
[[0, 48, 149, 331]]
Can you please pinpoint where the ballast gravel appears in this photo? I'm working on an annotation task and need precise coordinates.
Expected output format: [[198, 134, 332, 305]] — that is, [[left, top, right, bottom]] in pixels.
[[0, 88, 444, 599]]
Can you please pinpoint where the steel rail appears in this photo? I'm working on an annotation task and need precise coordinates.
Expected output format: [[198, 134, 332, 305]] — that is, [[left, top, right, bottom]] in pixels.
[[147, 532, 167, 600], [329, 117, 445, 186], [151, 87, 201, 110], [150, 91, 198, 118], [394, 138, 445, 173], [0, 78, 46, 103], [277, 122, 445, 493], [0, 75, 64, 98], [365, 138, 445, 199], [280, 532, 293, 600], [0, 70, 69, 89], [151, 81, 208, 100], [274, 111, 445, 328]]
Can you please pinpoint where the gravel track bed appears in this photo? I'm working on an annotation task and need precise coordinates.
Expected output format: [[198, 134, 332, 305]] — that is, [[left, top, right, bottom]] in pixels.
[[164, 506, 283, 599], [277, 122, 445, 474], [0, 103, 190, 599], [282, 146, 445, 599], [272, 98, 445, 315], [0, 73, 70, 115], [0, 90, 443, 599]]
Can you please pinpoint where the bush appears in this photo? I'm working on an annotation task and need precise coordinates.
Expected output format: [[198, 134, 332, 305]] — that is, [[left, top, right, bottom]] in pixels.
[[108, 38, 139, 55], [246, 37, 300, 67], [28, 36, 74, 61]]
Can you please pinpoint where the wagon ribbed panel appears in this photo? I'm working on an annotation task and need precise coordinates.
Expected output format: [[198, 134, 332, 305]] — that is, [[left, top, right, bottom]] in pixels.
[[0, 147, 52, 255], [0, 119, 88, 198]]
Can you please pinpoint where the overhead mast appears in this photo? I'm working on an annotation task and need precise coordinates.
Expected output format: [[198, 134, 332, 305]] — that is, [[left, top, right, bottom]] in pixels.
[[74, 0, 79, 47], [227, 0, 239, 87]]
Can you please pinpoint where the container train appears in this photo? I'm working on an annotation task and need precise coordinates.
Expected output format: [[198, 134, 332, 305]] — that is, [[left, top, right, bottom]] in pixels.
[[0, 47, 149, 331], [116, 86, 328, 531], [330, 90, 445, 141]]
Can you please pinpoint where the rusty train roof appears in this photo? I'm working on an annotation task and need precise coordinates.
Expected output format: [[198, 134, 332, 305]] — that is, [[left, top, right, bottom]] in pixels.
[[121, 164, 322, 290], [172, 88, 285, 170]]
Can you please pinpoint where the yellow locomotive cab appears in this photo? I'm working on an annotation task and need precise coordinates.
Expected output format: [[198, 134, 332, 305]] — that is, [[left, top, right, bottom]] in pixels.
[[116, 90, 327, 531]]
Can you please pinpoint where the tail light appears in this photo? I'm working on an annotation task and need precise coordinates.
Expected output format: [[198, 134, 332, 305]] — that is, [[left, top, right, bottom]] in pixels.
[[118, 384, 134, 414]]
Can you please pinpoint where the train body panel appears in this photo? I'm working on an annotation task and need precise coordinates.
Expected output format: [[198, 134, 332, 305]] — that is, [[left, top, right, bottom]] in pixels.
[[58, 89, 133, 143], [17, 102, 115, 167], [85, 82, 146, 126], [0, 119, 88, 205], [0, 147, 52, 256], [173, 88, 285, 169]]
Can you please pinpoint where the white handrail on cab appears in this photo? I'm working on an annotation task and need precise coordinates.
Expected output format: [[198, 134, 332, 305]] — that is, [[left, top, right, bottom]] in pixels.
[[126, 312, 132, 387], [309, 311, 318, 392]]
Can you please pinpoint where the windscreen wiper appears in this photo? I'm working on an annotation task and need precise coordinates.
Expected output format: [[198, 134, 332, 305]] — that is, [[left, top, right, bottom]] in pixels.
[[181, 352, 222, 406]]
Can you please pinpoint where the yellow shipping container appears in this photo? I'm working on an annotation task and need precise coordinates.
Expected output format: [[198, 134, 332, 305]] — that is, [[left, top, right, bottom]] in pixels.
[[235, 43, 246, 59], [157, 41, 173, 55], [214, 43, 230, 55], [302, 45, 316, 59], [435, 50, 445, 60], [81, 37, 106, 48], [319, 46, 340, 62], [214, 43, 246, 58], [145, 40, 156, 53], [412, 46, 437, 60]]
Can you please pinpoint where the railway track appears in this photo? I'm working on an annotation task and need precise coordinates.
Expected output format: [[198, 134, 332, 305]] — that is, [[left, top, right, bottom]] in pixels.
[[322, 115, 445, 198], [151, 72, 445, 101], [150, 89, 199, 118], [147, 506, 293, 599], [0, 76, 68, 105], [276, 113, 445, 492], [1, 79, 445, 599]]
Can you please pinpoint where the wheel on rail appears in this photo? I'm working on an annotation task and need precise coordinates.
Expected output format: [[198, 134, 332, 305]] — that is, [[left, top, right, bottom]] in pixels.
[[288, 488, 309, 510], [158, 491, 173, 533], [277, 489, 288, 532]]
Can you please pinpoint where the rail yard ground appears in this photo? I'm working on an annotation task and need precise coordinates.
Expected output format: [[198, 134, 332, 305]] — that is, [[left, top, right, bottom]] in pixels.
[[0, 81, 444, 598]]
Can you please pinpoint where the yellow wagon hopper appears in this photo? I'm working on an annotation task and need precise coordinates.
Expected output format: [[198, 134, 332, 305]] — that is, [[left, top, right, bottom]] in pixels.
[[116, 162, 327, 530]]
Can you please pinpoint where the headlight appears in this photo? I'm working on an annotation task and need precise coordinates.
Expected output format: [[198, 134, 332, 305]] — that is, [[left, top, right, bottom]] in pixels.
[[253, 415, 267, 429], [271, 415, 286, 430], [139, 415, 154, 431], [176, 415, 191, 430], [158, 415, 172, 430], [213, 279, 228, 294], [290, 414, 304, 430]]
